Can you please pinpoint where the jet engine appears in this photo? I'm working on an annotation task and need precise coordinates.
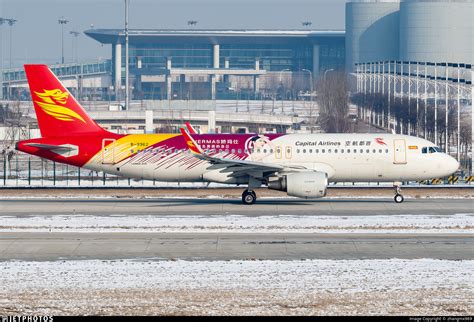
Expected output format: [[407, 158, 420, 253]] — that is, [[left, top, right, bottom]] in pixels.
[[268, 171, 328, 198]]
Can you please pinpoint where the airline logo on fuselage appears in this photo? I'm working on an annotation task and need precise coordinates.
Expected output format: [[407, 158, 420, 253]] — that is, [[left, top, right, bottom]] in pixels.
[[296, 140, 376, 147], [34, 89, 86, 123], [375, 138, 387, 146]]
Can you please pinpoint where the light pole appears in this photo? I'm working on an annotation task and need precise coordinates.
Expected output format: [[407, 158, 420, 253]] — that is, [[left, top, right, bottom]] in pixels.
[[324, 68, 334, 81], [70, 31, 80, 63], [0, 18, 5, 101], [445, 63, 449, 153], [279, 68, 290, 107], [125, 0, 130, 111], [6, 19, 16, 69], [424, 63, 428, 139], [302, 68, 314, 96], [388, 61, 391, 131], [416, 61, 419, 137], [434, 63, 438, 146], [1, 18, 17, 100], [58, 17, 69, 64], [302, 68, 315, 132]]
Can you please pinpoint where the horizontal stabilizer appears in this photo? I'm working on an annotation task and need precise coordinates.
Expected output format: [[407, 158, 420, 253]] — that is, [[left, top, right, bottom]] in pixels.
[[23, 143, 79, 158], [24, 143, 75, 151]]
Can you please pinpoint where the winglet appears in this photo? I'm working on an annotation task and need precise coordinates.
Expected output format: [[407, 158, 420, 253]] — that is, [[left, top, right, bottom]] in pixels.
[[180, 128, 202, 154], [184, 122, 197, 134]]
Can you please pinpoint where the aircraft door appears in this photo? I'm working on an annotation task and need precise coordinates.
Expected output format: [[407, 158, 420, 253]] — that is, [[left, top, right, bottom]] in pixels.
[[102, 139, 116, 164], [285, 146, 292, 159], [393, 139, 407, 164]]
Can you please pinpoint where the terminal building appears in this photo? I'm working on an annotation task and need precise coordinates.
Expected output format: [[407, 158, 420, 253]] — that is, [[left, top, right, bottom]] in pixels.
[[84, 29, 345, 100]]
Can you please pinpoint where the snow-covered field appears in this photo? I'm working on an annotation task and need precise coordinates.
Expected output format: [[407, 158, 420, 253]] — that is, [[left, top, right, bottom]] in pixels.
[[0, 259, 472, 315], [1, 213, 472, 233]]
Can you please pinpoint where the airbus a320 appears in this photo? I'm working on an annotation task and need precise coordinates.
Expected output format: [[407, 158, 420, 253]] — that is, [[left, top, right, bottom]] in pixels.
[[16, 65, 459, 204]]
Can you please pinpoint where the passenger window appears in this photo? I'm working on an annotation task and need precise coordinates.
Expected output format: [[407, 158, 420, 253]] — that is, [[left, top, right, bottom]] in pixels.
[[366, 149, 370, 153], [238, 149, 242, 154], [322, 149, 325, 153], [263, 149, 267, 153], [341, 149, 344, 154], [297, 149, 300, 153], [328, 149, 332, 153], [360, 149, 363, 153], [353, 149, 357, 153], [347, 149, 350, 153], [379, 149, 382, 153], [422, 147, 427, 154], [385, 149, 389, 153], [335, 149, 338, 153], [303, 149, 306, 153], [316, 149, 319, 153], [309, 149, 312, 153]]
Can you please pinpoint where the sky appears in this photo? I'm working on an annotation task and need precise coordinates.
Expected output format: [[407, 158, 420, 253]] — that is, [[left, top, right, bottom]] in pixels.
[[0, 0, 346, 68]]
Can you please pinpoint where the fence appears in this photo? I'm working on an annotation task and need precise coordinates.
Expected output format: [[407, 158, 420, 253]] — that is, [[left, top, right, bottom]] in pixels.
[[1, 152, 473, 188]]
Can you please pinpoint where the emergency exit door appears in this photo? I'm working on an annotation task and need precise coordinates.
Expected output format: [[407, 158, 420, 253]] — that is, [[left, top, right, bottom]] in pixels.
[[102, 139, 116, 164]]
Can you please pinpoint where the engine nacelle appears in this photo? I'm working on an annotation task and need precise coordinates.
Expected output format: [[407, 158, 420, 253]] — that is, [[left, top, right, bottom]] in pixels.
[[268, 171, 328, 198]]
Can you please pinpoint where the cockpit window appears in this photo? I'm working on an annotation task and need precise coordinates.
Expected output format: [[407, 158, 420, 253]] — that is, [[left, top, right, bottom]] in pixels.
[[422, 146, 441, 154]]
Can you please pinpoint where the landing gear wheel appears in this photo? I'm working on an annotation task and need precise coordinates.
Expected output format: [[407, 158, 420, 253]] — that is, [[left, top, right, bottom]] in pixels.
[[394, 194, 404, 203], [242, 190, 256, 205]]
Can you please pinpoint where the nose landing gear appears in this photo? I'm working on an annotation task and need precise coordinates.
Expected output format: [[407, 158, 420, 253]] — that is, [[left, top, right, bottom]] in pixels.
[[394, 184, 404, 203], [242, 190, 257, 205]]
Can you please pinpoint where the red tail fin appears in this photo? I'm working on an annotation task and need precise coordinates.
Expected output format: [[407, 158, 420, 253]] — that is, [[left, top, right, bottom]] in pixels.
[[24, 64, 104, 137]]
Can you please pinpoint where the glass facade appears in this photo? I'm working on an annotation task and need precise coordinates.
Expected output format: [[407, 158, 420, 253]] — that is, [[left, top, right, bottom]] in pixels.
[[88, 30, 345, 100], [319, 40, 345, 71], [114, 37, 345, 74], [219, 44, 311, 71], [126, 43, 213, 69]]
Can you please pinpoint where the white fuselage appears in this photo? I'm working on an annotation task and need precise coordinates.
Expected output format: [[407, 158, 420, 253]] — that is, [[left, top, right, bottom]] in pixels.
[[85, 133, 459, 184]]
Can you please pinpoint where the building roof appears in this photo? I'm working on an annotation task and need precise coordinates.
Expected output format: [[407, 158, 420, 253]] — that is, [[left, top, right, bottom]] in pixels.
[[84, 29, 345, 44]]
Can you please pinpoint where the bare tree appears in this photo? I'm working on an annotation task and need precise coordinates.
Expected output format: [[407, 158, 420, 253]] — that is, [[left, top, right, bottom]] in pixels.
[[317, 71, 349, 133]]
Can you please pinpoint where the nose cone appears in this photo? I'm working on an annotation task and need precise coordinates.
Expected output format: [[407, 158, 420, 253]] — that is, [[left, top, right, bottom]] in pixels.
[[445, 155, 460, 176]]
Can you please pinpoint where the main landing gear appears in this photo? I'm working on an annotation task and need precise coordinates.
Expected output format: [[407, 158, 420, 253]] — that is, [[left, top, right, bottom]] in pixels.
[[242, 190, 257, 205], [394, 184, 404, 203]]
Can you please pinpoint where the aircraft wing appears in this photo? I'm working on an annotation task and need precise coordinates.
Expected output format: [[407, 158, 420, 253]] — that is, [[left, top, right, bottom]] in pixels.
[[180, 128, 300, 179]]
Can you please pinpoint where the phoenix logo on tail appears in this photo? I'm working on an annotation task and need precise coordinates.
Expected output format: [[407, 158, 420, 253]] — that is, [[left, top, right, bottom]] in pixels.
[[34, 89, 86, 123]]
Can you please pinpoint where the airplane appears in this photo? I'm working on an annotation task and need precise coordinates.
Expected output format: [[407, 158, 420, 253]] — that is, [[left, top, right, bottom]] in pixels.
[[16, 65, 459, 205]]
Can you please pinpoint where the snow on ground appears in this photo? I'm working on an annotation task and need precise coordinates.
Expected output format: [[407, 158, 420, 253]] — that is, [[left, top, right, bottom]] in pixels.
[[1, 213, 472, 233], [0, 259, 472, 315]]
